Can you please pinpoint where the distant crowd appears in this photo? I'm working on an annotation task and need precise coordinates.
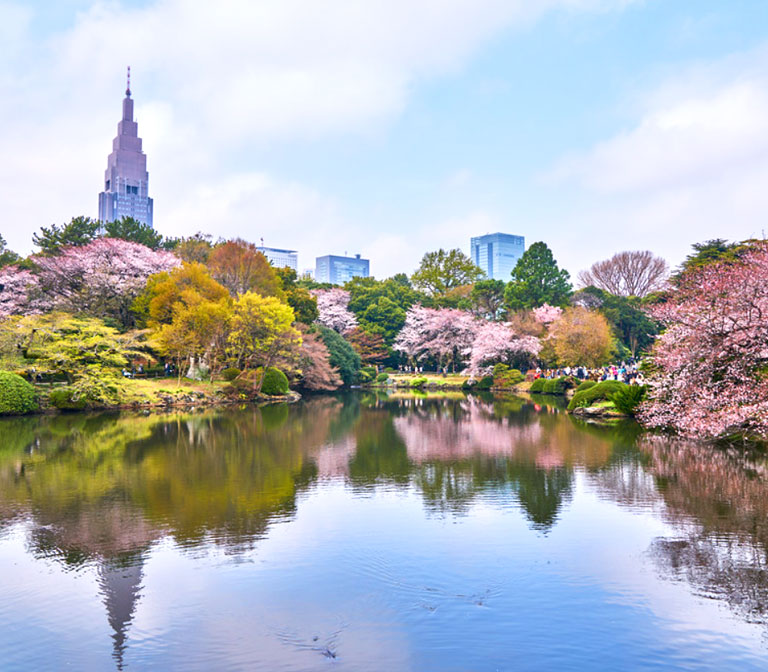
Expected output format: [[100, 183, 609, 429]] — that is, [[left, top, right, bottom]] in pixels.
[[534, 363, 645, 386]]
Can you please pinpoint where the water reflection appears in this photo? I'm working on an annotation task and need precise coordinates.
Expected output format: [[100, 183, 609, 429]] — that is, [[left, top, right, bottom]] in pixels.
[[1, 393, 768, 669]]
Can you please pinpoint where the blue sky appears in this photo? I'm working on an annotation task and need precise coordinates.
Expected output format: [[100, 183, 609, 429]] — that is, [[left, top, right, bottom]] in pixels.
[[2, 0, 768, 278]]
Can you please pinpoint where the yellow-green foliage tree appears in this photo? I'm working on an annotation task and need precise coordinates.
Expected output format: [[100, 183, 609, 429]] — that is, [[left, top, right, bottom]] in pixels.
[[228, 293, 301, 392], [0, 313, 150, 404], [548, 307, 613, 367]]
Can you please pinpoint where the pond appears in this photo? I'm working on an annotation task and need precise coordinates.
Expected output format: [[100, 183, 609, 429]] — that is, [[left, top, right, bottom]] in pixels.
[[1, 392, 768, 671]]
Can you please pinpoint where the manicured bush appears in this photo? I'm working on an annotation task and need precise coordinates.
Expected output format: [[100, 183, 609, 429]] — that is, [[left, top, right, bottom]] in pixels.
[[49, 387, 88, 411], [0, 372, 38, 415], [261, 367, 289, 396], [384, 367, 396, 373], [476, 375, 494, 390], [568, 380, 628, 411], [529, 378, 546, 393], [410, 377, 428, 388], [461, 379, 475, 390], [359, 370, 373, 384], [493, 364, 525, 388], [575, 380, 597, 392], [608, 385, 647, 415], [222, 367, 241, 381], [376, 372, 389, 383]]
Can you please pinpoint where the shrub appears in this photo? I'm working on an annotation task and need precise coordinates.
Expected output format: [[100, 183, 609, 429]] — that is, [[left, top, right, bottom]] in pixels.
[[493, 364, 525, 388], [575, 380, 597, 392], [384, 367, 396, 373], [359, 370, 373, 384], [0, 372, 38, 415], [476, 375, 494, 390], [49, 387, 88, 411], [411, 377, 428, 388], [529, 378, 546, 393], [376, 372, 389, 383], [461, 379, 475, 390], [362, 366, 377, 377], [316, 325, 361, 386], [222, 367, 241, 381], [608, 385, 647, 415], [568, 380, 628, 411], [262, 367, 290, 395]]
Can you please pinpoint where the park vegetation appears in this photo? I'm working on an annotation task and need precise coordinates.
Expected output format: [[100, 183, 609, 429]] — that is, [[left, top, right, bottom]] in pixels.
[[2, 215, 766, 442]]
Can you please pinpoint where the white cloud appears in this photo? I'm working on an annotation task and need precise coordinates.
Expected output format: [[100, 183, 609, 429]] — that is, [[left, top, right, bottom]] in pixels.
[[546, 45, 768, 276], [0, 0, 637, 263]]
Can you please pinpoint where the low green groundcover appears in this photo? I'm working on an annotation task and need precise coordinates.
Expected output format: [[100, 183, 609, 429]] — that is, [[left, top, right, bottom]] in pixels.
[[0, 372, 38, 415], [49, 387, 88, 411]]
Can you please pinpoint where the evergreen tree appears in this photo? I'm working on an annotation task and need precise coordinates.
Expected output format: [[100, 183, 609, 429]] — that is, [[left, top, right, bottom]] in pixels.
[[504, 242, 571, 310], [33, 216, 100, 254], [104, 217, 165, 250]]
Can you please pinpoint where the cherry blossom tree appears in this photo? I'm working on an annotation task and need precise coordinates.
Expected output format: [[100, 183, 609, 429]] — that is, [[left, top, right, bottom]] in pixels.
[[532, 303, 563, 325], [32, 238, 179, 327], [468, 321, 541, 375], [638, 244, 768, 439], [0, 267, 44, 318], [312, 288, 358, 334]]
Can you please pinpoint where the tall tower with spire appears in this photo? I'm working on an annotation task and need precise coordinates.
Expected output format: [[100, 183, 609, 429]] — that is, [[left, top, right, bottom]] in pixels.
[[98, 67, 154, 227]]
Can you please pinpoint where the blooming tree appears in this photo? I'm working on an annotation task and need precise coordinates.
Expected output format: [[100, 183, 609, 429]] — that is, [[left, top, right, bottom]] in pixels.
[[0, 267, 43, 318], [532, 303, 563, 325], [394, 305, 476, 372], [638, 245, 768, 439], [468, 321, 541, 375], [32, 238, 180, 327], [312, 288, 357, 334]]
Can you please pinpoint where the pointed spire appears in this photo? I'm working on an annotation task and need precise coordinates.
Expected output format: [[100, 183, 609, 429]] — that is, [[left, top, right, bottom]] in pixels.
[[126, 66, 131, 98]]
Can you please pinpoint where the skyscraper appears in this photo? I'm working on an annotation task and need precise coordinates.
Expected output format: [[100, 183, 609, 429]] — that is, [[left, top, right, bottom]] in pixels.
[[315, 254, 370, 284], [470, 233, 525, 280], [98, 68, 154, 227]]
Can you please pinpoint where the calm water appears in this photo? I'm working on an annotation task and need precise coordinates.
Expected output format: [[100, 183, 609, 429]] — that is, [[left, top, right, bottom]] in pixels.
[[1, 392, 768, 671]]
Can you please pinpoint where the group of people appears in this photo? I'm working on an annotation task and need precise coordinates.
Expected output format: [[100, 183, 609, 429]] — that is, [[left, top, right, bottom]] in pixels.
[[534, 362, 645, 385], [120, 362, 177, 378]]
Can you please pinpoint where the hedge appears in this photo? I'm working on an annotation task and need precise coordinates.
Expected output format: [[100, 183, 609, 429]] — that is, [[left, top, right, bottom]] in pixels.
[[0, 372, 38, 415], [575, 380, 597, 393], [568, 380, 628, 411], [376, 372, 389, 383]]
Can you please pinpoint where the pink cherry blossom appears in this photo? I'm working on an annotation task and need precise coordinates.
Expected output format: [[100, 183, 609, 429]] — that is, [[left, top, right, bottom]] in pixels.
[[312, 288, 358, 333], [638, 244, 768, 439], [533, 303, 563, 324]]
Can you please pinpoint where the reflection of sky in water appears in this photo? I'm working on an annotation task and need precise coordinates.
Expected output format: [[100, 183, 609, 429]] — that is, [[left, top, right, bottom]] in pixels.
[[1, 396, 768, 670]]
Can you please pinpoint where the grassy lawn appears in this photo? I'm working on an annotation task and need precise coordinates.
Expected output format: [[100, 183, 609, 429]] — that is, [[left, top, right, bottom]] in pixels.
[[384, 372, 468, 386]]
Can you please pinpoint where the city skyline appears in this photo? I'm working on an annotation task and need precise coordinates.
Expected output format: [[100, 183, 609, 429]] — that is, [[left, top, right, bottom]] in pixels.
[[2, 1, 767, 279]]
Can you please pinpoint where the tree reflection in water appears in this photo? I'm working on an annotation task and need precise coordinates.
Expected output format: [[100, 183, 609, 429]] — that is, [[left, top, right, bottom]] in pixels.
[[2, 393, 768, 660], [642, 437, 768, 626]]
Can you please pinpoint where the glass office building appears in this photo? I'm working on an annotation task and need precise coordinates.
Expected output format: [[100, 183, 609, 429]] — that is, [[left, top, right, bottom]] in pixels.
[[315, 254, 370, 284], [470, 233, 525, 280], [256, 247, 298, 271]]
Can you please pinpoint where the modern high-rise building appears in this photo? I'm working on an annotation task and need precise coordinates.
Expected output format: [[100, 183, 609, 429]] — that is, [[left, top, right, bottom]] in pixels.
[[470, 233, 525, 280], [256, 246, 298, 271], [315, 254, 370, 284], [98, 68, 154, 227]]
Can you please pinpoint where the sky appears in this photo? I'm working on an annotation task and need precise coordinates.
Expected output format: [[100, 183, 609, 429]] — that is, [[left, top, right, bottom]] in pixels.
[[2, 0, 768, 279]]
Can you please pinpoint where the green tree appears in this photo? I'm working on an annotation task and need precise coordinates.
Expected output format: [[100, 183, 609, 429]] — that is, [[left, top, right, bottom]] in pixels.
[[345, 275, 429, 344], [0, 235, 21, 268], [574, 287, 658, 357], [411, 249, 484, 299], [504, 242, 572, 310], [276, 267, 319, 324], [315, 325, 361, 386], [33, 216, 100, 254], [672, 238, 761, 284], [466, 279, 506, 319], [103, 217, 165, 249], [227, 293, 301, 392], [166, 232, 214, 263]]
